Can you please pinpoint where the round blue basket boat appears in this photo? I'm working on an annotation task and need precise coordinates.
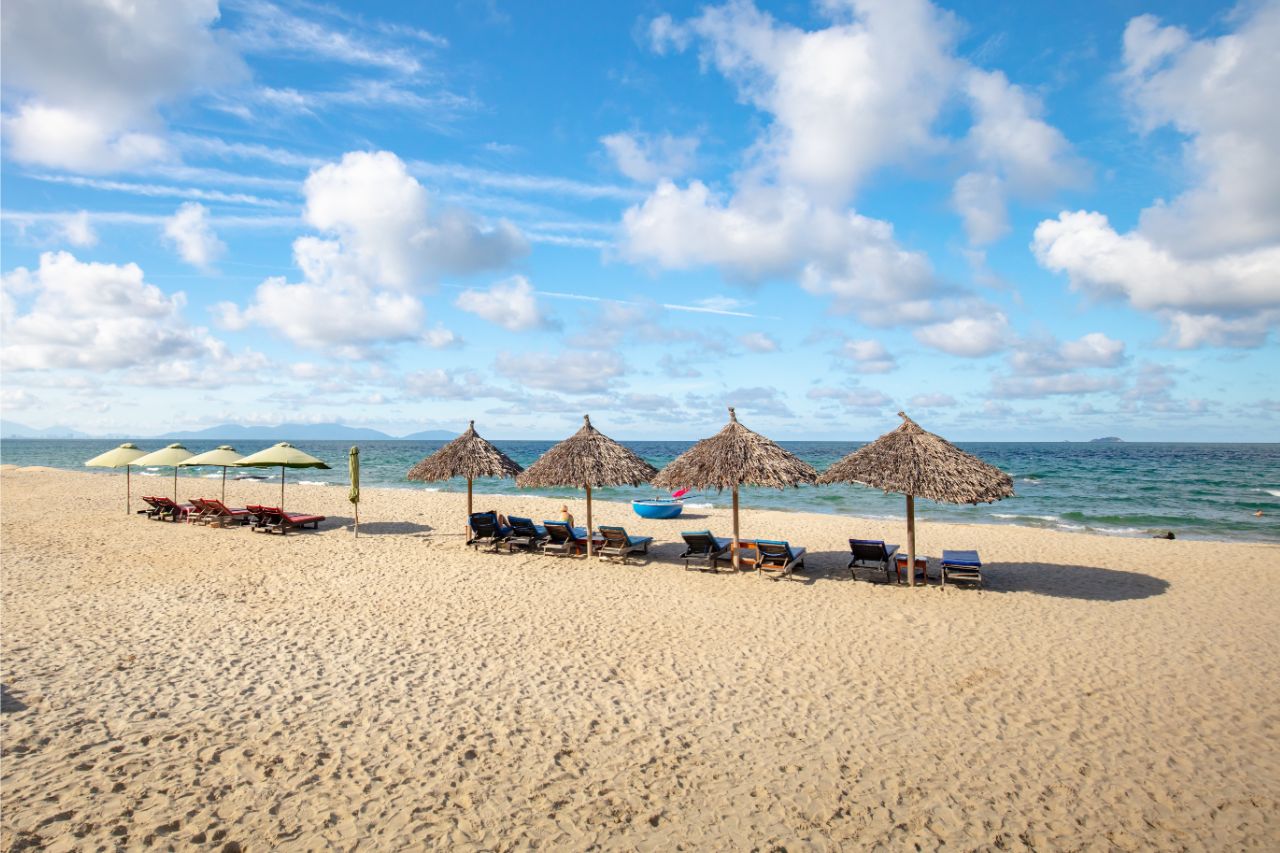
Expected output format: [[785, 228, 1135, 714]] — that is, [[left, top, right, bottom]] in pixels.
[[631, 499, 684, 519]]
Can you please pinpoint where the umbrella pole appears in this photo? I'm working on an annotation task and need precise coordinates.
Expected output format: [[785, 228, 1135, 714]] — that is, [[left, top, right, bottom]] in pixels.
[[222, 467, 227, 504], [467, 477, 473, 536], [127, 465, 131, 515], [281, 466, 286, 511], [173, 467, 178, 503], [585, 484, 593, 558], [906, 494, 916, 588], [732, 486, 741, 571]]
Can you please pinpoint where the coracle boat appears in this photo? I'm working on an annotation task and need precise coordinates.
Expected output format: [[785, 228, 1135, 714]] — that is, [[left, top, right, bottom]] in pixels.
[[631, 498, 684, 519]]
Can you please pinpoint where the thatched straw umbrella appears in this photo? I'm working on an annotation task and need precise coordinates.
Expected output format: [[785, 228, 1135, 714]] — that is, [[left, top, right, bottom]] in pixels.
[[407, 420, 523, 535], [516, 415, 658, 557], [817, 412, 1014, 586], [653, 407, 817, 571]]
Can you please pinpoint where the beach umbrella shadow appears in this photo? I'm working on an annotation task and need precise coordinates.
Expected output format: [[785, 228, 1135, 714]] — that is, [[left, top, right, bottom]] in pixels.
[[327, 517, 434, 537], [2, 683, 28, 713], [981, 562, 1170, 601]]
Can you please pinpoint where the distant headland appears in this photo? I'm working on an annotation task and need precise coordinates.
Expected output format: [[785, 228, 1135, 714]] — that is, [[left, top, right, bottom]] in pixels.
[[1089, 436, 1124, 443]]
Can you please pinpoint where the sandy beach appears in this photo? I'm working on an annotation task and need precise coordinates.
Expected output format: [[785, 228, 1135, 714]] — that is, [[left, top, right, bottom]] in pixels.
[[2, 465, 1278, 850]]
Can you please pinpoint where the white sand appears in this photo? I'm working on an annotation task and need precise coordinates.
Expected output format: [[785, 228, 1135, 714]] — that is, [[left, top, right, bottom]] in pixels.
[[2, 466, 1278, 850]]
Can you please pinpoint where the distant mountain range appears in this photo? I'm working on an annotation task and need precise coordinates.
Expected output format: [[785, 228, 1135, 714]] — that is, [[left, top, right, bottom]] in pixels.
[[1, 420, 456, 441], [0, 420, 91, 439]]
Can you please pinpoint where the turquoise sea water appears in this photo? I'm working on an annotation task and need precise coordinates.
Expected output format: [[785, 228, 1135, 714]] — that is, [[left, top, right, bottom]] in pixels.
[[3, 439, 1278, 544]]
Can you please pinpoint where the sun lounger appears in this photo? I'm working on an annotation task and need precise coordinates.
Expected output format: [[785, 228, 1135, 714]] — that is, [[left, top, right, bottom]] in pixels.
[[541, 520, 594, 556], [139, 496, 165, 519], [202, 498, 253, 527], [940, 549, 983, 587], [249, 505, 324, 535], [150, 496, 193, 522], [679, 531, 732, 571], [848, 539, 900, 582], [755, 539, 806, 577], [596, 526, 653, 564], [505, 516, 549, 552], [185, 498, 216, 524], [467, 511, 511, 550]]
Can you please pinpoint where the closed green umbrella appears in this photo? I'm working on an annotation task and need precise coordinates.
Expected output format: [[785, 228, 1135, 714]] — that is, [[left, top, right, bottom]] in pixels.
[[232, 442, 330, 512], [129, 443, 195, 502], [85, 442, 149, 514], [178, 445, 244, 504], [348, 446, 360, 537]]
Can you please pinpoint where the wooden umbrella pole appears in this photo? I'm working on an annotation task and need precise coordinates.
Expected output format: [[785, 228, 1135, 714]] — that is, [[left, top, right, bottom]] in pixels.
[[732, 486, 741, 571], [467, 477, 473, 536], [222, 467, 227, 504], [126, 466, 131, 515], [585, 484, 593, 558], [173, 467, 178, 502], [906, 494, 916, 588], [281, 467, 286, 512]]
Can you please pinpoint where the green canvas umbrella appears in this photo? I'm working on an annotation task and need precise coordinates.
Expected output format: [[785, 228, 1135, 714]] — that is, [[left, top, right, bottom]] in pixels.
[[178, 445, 244, 504], [348, 446, 360, 537], [129, 443, 195, 502], [232, 442, 330, 512], [85, 442, 149, 514]]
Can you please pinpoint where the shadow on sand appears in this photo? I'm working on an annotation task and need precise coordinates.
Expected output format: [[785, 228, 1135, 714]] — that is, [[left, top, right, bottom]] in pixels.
[[328, 517, 434, 537], [2, 683, 28, 713], [668, 547, 1170, 602]]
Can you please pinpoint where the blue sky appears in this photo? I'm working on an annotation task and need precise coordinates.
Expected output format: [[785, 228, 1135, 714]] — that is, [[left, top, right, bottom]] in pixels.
[[2, 0, 1277, 440]]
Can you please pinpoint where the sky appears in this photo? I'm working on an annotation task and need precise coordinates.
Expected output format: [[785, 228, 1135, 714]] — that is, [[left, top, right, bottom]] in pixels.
[[1, 0, 1278, 441]]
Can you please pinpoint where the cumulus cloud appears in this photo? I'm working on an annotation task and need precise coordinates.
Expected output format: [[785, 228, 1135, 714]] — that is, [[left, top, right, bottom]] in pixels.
[[908, 393, 956, 409], [455, 276, 553, 331], [807, 385, 892, 409], [624, 0, 1078, 321], [835, 338, 896, 373], [913, 312, 1010, 357], [163, 202, 225, 270], [953, 69, 1084, 244], [1, 0, 244, 171], [991, 373, 1123, 399], [217, 151, 527, 350], [301, 151, 527, 290], [738, 331, 778, 352], [1, 251, 233, 372], [1032, 4, 1280, 347], [601, 132, 699, 183], [422, 323, 462, 349], [1008, 332, 1127, 375]]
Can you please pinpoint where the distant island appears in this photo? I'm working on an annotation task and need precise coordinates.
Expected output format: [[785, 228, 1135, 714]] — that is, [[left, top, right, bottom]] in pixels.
[[1089, 436, 1124, 443], [1, 420, 457, 441]]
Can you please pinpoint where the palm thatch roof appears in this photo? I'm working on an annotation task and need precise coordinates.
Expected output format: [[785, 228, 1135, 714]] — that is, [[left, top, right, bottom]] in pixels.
[[407, 420, 522, 482], [652, 407, 817, 491], [516, 415, 657, 488], [817, 412, 1014, 504]]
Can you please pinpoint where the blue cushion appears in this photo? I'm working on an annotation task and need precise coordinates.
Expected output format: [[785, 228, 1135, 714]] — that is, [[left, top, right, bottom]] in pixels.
[[942, 549, 981, 566]]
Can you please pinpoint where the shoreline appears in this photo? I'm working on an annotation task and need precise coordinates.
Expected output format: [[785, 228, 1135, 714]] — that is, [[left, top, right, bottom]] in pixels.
[[42, 462, 1276, 547]]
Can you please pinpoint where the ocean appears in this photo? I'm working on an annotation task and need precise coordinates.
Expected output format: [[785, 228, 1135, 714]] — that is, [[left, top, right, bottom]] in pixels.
[[3, 439, 1277, 544]]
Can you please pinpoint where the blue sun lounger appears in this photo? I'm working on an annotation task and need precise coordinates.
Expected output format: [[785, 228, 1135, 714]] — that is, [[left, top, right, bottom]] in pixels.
[[940, 549, 983, 587]]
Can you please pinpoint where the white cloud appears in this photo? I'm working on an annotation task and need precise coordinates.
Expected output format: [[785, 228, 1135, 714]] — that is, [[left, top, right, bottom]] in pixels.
[[61, 211, 97, 248], [163, 202, 225, 270], [214, 275, 423, 351], [953, 69, 1083, 245], [1033, 4, 1280, 347], [836, 338, 897, 373], [220, 151, 527, 350], [601, 132, 699, 183], [494, 350, 625, 394], [422, 324, 462, 349], [1, 251, 230, 372], [913, 312, 1010, 357], [404, 369, 474, 400], [739, 331, 778, 352], [623, 181, 937, 316], [455, 276, 553, 331], [1009, 332, 1127, 375], [626, 0, 1078, 321], [0, 0, 244, 172], [302, 151, 527, 290], [230, 0, 427, 74]]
